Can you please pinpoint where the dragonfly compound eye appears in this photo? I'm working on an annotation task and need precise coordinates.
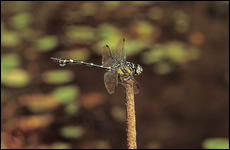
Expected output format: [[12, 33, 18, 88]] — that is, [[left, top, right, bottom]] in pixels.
[[135, 64, 143, 75]]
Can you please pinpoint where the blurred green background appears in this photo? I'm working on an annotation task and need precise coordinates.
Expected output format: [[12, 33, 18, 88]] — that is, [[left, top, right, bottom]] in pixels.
[[1, 1, 229, 149]]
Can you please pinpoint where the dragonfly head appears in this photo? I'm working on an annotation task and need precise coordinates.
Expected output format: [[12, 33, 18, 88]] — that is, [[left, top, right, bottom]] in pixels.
[[134, 64, 143, 76]]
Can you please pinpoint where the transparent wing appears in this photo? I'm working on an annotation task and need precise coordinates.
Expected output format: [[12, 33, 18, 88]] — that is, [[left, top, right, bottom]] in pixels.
[[132, 78, 140, 94], [121, 76, 140, 95], [113, 38, 126, 62], [102, 45, 115, 67], [104, 71, 118, 94]]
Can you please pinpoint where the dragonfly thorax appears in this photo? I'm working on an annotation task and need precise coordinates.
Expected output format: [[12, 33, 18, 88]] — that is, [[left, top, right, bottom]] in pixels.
[[117, 61, 143, 77]]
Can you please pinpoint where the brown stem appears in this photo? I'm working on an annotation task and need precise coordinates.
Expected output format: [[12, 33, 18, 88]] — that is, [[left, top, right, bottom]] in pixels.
[[125, 83, 137, 149]]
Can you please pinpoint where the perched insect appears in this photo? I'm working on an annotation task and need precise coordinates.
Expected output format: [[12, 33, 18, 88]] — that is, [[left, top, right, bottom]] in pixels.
[[51, 38, 143, 94]]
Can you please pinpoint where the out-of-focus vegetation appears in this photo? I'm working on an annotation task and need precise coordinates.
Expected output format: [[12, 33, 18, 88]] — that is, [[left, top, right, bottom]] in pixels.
[[202, 138, 229, 149], [1, 1, 229, 149]]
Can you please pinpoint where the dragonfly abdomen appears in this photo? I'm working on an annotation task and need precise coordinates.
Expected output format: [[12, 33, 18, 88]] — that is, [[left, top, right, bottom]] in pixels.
[[51, 57, 111, 71]]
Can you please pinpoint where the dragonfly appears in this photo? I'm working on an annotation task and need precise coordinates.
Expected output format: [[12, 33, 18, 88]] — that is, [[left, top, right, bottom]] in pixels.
[[51, 38, 143, 94]]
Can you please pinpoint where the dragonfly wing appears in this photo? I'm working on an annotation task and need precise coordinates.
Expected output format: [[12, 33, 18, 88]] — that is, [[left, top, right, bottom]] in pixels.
[[102, 45, 115, 67], [104, 71, 117, 94], [113, 38, 126, 61], [132, 78, 140, 94], [115, 69, 118, 88], [121, 76, 140, 95]]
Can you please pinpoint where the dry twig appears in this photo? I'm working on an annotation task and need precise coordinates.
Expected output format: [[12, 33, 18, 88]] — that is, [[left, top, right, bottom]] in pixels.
[[125, 82, 137, 149]]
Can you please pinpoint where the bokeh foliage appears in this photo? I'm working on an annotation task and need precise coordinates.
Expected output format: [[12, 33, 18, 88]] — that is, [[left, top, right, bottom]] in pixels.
[[1, 1, 229, 149]]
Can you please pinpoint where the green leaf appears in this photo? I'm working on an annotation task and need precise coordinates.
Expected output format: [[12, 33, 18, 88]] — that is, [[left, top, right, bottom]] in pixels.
[[166, 41, 188, 64], [1, 31, 21, 48], [172, 10, 190, 33], [125, 39, 147, 56], [42, 70, 74, 84], [94, 24, 122, 54], [1, 69, 30, 87], [154, 62, 172, 75], [60, 126, 84, 139], [136, 21, 153, 36], [141, 47, 166, 64], [103, 1, 121, 8], [98, 24, 121, 42], [1, 53, 21, 83], [36, 36, 58, 51], [202, 138, 229, 149], [53, 142, 71, 149], [52, 85, 80, 104], [1, 53, 21, 69], [64, 103, 80, 115], [9, 13, 31, 30], [65, 26, 95, 44]]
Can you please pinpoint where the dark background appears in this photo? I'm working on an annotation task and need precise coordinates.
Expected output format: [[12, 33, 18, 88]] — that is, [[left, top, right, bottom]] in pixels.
[[1, 1, 229, 149]]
